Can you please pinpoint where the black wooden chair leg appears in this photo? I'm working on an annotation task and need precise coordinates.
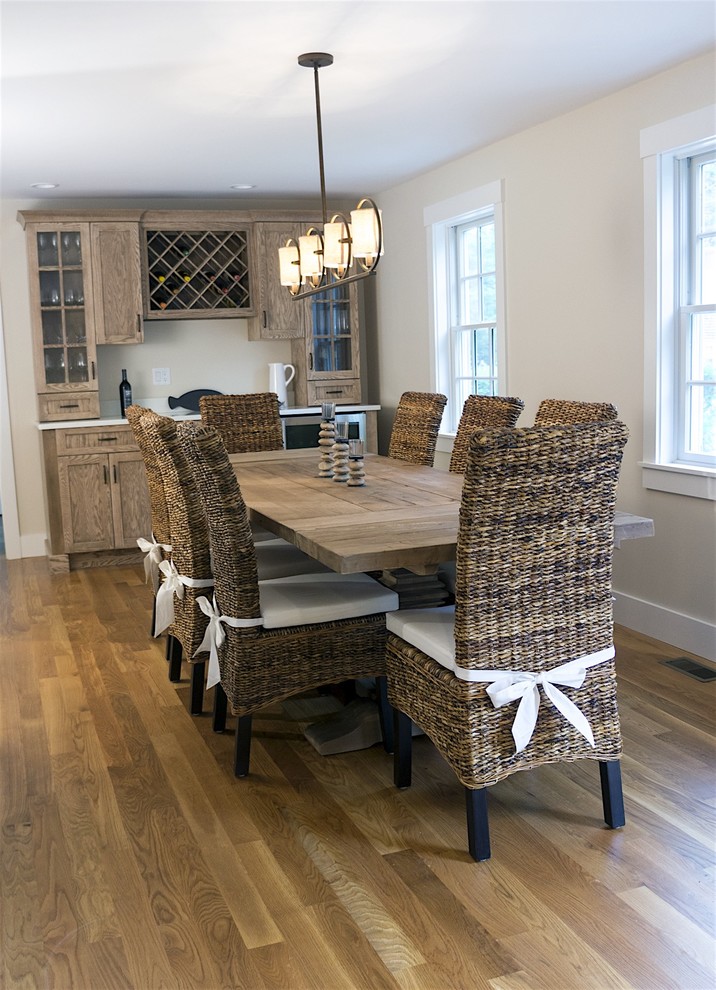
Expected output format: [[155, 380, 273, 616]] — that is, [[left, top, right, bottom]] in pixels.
[[393, 709, 413, 788], [190, 661, 205, 716], [234, 715, 253, 777], [599, 760, 626, 828], [465, 787, 491, 861], [151, 597, 158, 640], [167, 635, 183, 682], [376, 676, 394, 754], [212, 683, 228, 733]]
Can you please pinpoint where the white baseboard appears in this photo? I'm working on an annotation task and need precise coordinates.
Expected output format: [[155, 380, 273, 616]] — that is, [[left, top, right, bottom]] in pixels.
[[613, 591, 716, 662], [17, 532, 50, 560]]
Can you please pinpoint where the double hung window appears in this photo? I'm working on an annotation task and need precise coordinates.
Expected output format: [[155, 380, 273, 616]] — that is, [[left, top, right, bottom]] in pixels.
[[641, 107, 716, 498], [426, 181, 506, 434]]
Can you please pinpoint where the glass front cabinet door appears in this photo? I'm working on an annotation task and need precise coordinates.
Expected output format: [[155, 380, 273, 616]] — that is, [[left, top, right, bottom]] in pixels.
[[295, 282, 361, 405], [27, 223, 100, 420]]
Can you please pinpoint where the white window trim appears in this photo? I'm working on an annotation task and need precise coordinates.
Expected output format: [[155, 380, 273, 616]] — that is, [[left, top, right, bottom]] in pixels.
[[641, 105, 716, 500], [425, 181, 507, 440]]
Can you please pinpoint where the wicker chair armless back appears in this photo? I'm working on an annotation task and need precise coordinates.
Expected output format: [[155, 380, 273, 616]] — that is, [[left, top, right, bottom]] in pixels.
[[177, 423, 260, 624], [454, 422, 628, 675], [448, 395, 525, 473], [534, 398, 618, 426], [141, 412, 214, 659], [387, 391, 447, 466], [198, 393, 284, 454], [125, 404, 171, 547]]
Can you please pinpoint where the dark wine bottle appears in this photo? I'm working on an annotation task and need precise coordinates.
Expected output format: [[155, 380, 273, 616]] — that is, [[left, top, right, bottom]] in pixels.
[[119, 368, 132, 417]]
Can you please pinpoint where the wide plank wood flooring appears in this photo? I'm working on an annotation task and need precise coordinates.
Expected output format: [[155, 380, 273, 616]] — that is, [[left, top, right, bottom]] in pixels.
[[1, 555, 714, 989]]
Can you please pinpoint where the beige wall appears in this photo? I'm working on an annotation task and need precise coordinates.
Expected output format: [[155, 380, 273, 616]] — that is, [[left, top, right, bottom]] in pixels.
[[372, 52, 716, 655]]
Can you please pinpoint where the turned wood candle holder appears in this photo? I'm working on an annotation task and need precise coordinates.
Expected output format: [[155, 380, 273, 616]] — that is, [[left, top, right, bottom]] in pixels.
[[332, 422, 350, 483], [318, 417, 336, 478], [347, 439, 366, 486]]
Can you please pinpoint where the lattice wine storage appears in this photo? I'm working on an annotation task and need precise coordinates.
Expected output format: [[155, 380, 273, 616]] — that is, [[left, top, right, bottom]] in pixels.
[[145, 229, 253, 317]]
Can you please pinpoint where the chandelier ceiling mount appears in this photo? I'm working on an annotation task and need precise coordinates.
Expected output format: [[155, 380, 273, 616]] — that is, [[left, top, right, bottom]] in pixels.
[[278, 52, 384, 300]]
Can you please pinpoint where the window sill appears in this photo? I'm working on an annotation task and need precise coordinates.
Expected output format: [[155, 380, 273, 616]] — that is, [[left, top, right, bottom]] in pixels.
[[641, 462, 716, 501], [436, 432, 457, 453]]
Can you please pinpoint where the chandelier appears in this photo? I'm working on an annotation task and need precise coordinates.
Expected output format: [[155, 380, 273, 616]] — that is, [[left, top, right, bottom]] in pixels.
[[278, 53, 384, 300]]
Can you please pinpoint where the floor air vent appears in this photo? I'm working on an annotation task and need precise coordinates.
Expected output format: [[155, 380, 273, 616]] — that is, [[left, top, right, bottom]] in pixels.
[[660, 657, 716, 682]]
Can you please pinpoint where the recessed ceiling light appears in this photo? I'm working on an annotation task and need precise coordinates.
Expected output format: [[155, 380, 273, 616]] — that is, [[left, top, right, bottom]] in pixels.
[[31, 182, 59, 189], [230, 184, 255, 190]]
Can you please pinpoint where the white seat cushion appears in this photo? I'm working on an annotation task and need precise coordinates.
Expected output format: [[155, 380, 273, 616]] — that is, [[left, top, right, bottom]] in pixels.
[[386, 606, 456, 671], [259, 572, 399, 629], [256, 539, 331, 579]]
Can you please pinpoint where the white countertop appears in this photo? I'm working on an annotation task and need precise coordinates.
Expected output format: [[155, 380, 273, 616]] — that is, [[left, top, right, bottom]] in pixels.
[[36, 403, 380, 430]]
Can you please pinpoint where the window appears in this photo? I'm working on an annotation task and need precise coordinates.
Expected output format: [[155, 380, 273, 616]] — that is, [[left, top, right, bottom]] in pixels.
[[451, 216, 498, 415], [641, 107, 716, 500], [679, 150, 715, 465], [425, 182, 506, 434]]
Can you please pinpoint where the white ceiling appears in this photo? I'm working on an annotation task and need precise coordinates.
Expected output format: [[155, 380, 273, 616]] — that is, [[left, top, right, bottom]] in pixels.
[[1, 0, 714, 202]]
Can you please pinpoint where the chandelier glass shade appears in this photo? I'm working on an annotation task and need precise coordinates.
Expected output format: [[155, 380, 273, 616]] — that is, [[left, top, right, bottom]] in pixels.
[[279, 53, 384, 299]]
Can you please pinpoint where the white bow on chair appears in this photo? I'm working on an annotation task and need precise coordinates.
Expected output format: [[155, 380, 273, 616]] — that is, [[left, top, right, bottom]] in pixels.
[[457, 646, 615, 754], [153, 560, 214, 637], [194, 595, 264, 689], [137, 534, 172, 592]]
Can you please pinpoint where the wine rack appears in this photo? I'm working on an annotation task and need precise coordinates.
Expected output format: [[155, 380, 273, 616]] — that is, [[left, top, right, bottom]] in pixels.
[[145, 228, 253, 317]]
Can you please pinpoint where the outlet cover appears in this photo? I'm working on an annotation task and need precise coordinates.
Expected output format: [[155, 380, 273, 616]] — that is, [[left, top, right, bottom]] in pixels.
[[152, 367, 170, 385]]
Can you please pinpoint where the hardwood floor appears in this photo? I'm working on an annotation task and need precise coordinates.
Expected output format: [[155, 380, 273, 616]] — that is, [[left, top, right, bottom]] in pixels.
[[1, 555, 714, 989]]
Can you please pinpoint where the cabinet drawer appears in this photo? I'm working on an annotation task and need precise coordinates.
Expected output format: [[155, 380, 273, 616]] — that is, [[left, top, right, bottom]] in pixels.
[[55, 426, 137, 454], [39, 392, 100, 422], [309, 380, 362, 403]]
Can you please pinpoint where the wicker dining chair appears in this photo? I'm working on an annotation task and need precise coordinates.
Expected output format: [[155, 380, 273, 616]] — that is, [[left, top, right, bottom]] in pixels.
[[387, 391, 447, 467], [140, 412, 332, 714], [449, 394, 525, 473], [198, 392, 284, 454], [125, 404, 173, 637], [177, 422, 399, 777], [386, 421, 629, 861], [140, 410, 216, 714], [534, 398, 618, 426]]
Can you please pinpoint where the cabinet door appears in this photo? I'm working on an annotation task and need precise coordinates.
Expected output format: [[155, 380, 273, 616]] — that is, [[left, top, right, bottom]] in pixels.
[[26, 223, 99, 399], [57, 454, 113, 551], [91, 223, 143, 344], [110, 453, 152, 548], [306, 282, 360, 381], [249, 222, 307, 339]]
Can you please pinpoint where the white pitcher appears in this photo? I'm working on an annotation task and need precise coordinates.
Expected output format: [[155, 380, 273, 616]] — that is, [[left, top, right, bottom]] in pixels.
[[268, 362, 295, 407]]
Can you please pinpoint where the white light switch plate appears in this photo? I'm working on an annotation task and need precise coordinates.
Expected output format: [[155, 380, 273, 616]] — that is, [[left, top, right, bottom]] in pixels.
[[152, 367, 170, 385]]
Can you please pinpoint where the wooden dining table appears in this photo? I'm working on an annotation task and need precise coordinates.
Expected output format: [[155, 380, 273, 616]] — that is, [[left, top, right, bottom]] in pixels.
[[230, 447, 654, 576]]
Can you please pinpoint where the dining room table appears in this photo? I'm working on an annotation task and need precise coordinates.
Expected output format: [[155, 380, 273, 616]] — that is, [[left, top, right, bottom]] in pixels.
[[229, 446, 655, 576], [229, 446, 655, 754]]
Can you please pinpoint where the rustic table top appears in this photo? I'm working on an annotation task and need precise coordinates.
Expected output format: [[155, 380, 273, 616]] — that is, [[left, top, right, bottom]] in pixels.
[[230, 449, 654, 575]]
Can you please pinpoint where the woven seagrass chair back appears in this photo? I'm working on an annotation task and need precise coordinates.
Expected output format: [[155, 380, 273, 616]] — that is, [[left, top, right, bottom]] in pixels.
[[455, 423, 628, 677], [177, 423, 261, 625], [387, 391, 447, 466], [125, 404, 171, 546], [448, 395, 525, 473], [198, 393, 284, 454], [534, 398, 618, 426], [141, 413, 213, 658]]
